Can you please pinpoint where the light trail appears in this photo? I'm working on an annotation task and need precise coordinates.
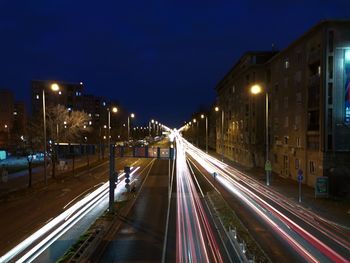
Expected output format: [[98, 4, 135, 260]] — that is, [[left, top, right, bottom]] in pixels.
[[183, 137, 350, 263], [175, 132, 223, 263], [0, 166, 142, 263]]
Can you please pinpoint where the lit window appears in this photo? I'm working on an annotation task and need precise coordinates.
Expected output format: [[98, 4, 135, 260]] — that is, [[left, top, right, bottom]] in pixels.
[[36, 94, 40, 100], [13, 111, 17, 115], [285, 59, 289, 69], [58, 91, 62, 95], [102, 102, 106, 106], [67, 107, 72, 111], [296, 137, 301, 147]]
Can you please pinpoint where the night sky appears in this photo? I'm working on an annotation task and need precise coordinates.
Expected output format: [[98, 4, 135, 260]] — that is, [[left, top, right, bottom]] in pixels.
[[1, 1, 349, 128]]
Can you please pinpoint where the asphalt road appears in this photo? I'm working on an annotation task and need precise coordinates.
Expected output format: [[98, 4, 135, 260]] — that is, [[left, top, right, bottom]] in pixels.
[[0, 156, 152, 258], [96, 159, 173, 263], [187, 155, 303, 263]]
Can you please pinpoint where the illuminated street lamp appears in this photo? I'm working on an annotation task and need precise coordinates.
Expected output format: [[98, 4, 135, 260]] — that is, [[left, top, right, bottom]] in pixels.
[[215, 106, 224, 162], [201, 114, 208, 153], [250, 84, 270, 186], [128, 113, 135, 141], [42, 83, 60, 184], [192, 118, 199, 146], [107, 106, 118, 147]]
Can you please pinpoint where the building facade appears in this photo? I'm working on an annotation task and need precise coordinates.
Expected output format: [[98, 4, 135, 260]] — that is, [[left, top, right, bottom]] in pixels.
[[31, 80, 84, 116], [216, 20, 350, 193]]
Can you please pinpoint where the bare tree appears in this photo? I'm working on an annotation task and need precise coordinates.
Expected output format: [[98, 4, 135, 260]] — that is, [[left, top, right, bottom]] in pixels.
[[27, 105, 91, 181]]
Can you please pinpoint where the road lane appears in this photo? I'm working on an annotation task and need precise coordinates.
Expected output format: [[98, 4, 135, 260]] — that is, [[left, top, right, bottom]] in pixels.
[[97, 159, 171, 263], [0, 157, 152, 262]]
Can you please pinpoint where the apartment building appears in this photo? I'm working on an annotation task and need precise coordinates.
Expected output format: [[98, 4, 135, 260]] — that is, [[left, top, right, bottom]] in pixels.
[[216, 20, 350, 192]]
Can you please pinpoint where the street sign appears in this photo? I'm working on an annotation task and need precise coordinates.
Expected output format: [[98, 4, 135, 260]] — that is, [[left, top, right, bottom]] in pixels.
[[297, 169, 303, 182], [265, 160, 272, 172]]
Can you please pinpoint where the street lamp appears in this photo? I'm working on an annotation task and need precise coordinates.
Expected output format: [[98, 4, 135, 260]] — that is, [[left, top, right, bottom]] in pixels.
[[107, 106, 118, 147], [42, 83, 60, 184], [128, 113, 135, 141], [192, 118, 198, 145], [215, 106, 224, 162], [201, 114, 208, 153], [250, 84, 270, 186]]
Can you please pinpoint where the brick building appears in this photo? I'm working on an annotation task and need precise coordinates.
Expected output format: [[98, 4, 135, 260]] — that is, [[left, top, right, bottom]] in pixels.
[[216, 20, 350, 193]]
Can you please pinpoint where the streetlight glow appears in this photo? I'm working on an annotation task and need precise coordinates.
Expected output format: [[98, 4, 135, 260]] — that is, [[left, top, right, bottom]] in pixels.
[[112, 107, 118, 113], [250, 84, 262, 95], [51, 83, 60, 91], [193, 118, 196, 123], [131, 113, 135, 118], [201, 114, 205, 119], [215, 106, 219, 112]]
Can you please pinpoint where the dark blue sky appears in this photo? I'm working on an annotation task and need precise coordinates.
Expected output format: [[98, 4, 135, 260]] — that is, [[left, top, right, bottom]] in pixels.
[[1, 1, 349, 127]]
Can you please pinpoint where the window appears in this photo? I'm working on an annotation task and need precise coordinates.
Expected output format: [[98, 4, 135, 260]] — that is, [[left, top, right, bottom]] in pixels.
[[328, 30, 334, 53], [295, 71, 301, 83], [274, 117, 279, 129], [36, 94, 40, 100], [328, 56, 333, 79], [309, 161, 316, 174], [284, 136, 289, 144], [284, 116, 289, 127], [328, 83, 333, 105], [307, 135, 319, 151], [328, 109, 333, 130], [295, 159, 300, 169], [274, 101, 279, 111], [296, 92, 302, 105], [297, 52, 302, 65], [318, 66, 321, 76], [328, 134, 333, 150], [295, 115, 301, 129], [296, 137, 301, 147], [285, 59, 290, 69]]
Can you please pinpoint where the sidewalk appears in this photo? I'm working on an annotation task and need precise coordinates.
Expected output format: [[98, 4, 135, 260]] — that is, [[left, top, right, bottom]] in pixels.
[[208, 150, 350, 229], [0, 154, 101, 198]]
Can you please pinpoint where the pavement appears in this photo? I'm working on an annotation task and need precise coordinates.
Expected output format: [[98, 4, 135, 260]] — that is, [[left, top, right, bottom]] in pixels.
[[0, 154, 101, 198], [208, 149, 350, 229]]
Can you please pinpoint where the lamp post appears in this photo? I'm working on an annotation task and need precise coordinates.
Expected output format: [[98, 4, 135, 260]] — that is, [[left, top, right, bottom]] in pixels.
[[43, 83, 60, 185], [192, 118, 198, 145], [201, 114, 208, 153], [151, 119, 155, 137], [215, 106, 224, 162], [107, 106, 118, 148], [250, 84, 270, 186], [127, 113, 135, 141]]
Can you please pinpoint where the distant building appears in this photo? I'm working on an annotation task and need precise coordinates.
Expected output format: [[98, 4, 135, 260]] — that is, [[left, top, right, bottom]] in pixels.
[[31, 80, 84, 116], [216, 20, 350, 193], [216, 51, 276, 167], [0, 89, 14, 148]]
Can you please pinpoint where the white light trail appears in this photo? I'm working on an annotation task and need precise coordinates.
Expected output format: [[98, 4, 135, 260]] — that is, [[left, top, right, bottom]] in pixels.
[[184, 138, 350, 263], [0, 166, 139, 263]]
